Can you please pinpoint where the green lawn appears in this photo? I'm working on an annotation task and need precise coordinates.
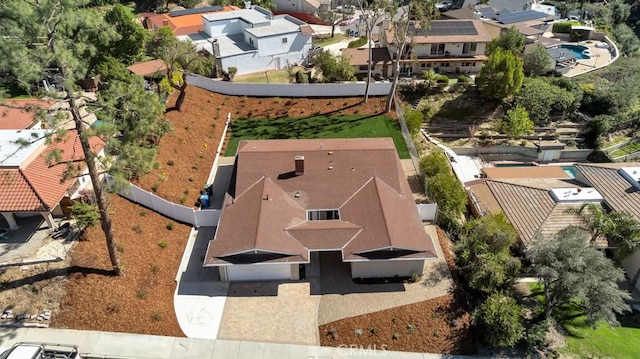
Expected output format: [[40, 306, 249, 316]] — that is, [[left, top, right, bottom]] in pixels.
[[611, 141, 640, 158], [312, 34, 346, 47], [529, 283, 640, 359], [224, 114, 409, 158], [233, 69, 293, 84]]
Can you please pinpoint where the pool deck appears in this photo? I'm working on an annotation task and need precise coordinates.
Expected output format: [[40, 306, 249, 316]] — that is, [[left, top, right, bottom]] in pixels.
[[563, 43, 614, 77]]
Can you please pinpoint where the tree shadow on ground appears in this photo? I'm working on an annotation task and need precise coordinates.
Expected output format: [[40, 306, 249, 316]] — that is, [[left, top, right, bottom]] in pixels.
[[0, 266, 115, 291]]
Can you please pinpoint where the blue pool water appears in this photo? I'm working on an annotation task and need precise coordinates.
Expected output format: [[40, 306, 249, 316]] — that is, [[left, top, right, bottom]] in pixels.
[[562, 166, 577, 178], [558, 44, 591, 60]]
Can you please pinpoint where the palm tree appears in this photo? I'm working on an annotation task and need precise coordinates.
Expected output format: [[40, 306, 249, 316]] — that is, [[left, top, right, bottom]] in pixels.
[[564, 203, 612, 244]]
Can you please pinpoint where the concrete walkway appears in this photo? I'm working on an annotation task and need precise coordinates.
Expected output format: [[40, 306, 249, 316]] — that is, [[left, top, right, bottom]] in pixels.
[[174, 227, 228, 339], [0, 327, 484, 359]]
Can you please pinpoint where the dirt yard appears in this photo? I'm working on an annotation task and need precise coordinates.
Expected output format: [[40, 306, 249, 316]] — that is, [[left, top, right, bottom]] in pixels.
[[319, 227, 476, 354]]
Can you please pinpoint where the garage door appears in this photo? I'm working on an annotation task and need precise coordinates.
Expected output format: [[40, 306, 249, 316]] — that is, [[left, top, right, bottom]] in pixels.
[[226, 264, 292, 281]]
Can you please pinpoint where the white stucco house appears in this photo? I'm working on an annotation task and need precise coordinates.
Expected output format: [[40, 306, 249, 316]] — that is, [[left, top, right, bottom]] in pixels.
[[181, 5, 313, 75]]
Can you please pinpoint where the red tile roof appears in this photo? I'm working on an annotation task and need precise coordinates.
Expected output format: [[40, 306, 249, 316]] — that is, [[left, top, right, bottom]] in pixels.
[[205, 138, 436, 266], [0, 131, 105, 212], [145, 6, 240, 36], [0, 99, 56, 130]]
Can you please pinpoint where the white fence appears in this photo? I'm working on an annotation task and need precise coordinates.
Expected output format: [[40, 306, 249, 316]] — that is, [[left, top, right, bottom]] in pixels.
[[107, 175, 221, 227], [416, 203, 438, 221], [187, 74, 393, 97]]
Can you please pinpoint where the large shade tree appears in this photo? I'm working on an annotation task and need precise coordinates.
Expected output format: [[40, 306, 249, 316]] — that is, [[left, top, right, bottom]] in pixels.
[[527, 227, 630, 324], [476, 47, 524, 102]]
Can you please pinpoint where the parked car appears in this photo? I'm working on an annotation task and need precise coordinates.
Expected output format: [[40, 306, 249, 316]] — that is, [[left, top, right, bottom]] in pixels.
[[0, 342, 80, 359], [340, 17, 356, 26]]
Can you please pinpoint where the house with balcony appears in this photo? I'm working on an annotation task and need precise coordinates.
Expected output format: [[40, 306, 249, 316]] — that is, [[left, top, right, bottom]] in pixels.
[[379, 19, 491, 77], [181, 5, 313, 75]]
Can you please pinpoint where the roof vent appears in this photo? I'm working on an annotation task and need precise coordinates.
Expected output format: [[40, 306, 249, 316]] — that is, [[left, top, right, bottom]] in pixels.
[[328, 151, 333, 155], [549, 188, 603, 203], [295, 155, 304, 176], [618, 167, 640, 190], [294, 191, 300, 198], [328, 166, 333, 170]]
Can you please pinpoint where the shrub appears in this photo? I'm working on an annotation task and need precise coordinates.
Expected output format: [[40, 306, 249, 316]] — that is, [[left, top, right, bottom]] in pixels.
[[411, 272, 420, 283], [370, 327, 378, 335], [457, 75, 470, 83], [179, 195, 187, 204], [157, 173, 168, 182], [407, 324, 415, 334], [117, 245, 125, 253], [435, 74, 449, 84], [404, 107, 424, 134], [151, 265, 160, 274], [295, 70, 309, 84], [137, 289, 147, 299], [392, 333, 401, 340], [158, 240, 168, 249], [347, 36, 367, 48], [552, 21, 581, 33], [151, 312, 162, 322], [433, 330, 440, 337], [139, 210, 147, 217], [132, 224, 142, 234], [354, 328, 363, 336], [151, 183, 160, 192], [166, 222, 174, 230]]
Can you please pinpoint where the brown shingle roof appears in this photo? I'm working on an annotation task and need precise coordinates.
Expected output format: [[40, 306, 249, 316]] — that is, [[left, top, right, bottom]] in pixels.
[[486, 180, 600, 248], [576, 163, 640, 222], [0, 99, 56, 130], [342, 47, 392, 67], [0, 131, 105, 212], [126, 59, 168, 77], [144, 6, 241, 35], [205, 138, 436, 265]]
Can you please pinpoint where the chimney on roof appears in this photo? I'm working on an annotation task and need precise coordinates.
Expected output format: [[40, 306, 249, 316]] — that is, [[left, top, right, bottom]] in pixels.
[[162, 19, 169, 26], [245, 1, 251, 9], [295, 155, 304, 176]]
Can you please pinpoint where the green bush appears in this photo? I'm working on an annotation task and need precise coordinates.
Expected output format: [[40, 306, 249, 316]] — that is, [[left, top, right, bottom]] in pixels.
[[457, 75, 470, 83], [552, 21, 581, 33], [295, 70, 309, 84], [434, 74, 449, 84], [348, 36, 368, 48], [404, 107, 424, 134]]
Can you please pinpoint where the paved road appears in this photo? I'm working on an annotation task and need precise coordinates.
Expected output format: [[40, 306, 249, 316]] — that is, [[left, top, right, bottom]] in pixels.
[[0, 327, 484, 359]]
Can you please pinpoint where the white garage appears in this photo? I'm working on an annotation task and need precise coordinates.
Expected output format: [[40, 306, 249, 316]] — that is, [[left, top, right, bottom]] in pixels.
[[220, 263, 298, 282], [350, 259, 425, 279]]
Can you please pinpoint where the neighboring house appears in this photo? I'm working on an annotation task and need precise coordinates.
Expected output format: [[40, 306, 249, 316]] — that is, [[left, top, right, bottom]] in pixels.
[[467, 166, 609, 249], [181, 5, 313, 75], [341, 47, 392, 79], [0, 130, 105, 230], [126, 59, 168, 78], [0, 100, 57, 130], [204, 138, 437, 282], [380, 19, 491, 76], [272, 0, 329, 14], [574, 163, 640, 291], [143, 6, 241, 36]]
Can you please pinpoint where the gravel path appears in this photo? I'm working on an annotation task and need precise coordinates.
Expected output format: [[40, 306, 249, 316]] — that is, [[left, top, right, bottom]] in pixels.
[[317, 225, 454, 325]]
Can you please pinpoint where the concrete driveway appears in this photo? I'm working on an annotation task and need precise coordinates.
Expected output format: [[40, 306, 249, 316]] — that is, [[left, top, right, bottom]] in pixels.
[[217, 281, 320, 345]]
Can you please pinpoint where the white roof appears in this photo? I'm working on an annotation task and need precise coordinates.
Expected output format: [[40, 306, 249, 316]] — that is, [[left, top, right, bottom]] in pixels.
[[5, 344, 41, 359], [245, 17, 300, 37], [618, 167, 640, 190], [0, 129, 48, 167], [549, 188, 603, 203], [202, 8, 270, 25]]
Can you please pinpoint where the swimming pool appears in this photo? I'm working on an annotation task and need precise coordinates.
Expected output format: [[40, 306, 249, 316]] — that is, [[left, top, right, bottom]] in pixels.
[[562, 166, 577, 178], [558, 44, 591, 60]]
